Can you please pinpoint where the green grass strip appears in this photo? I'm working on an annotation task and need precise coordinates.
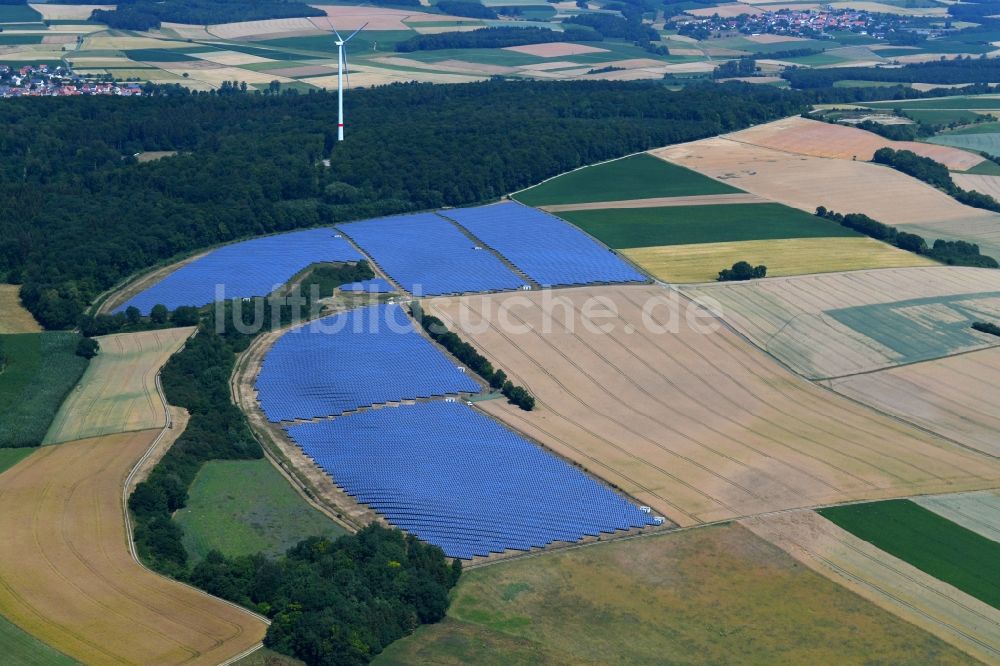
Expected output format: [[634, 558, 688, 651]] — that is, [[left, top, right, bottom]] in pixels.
[[556, 203, 858, 248], [819, 500, 1000, 610], [0, 613, 77, 665], [514, 153, 740, 206]]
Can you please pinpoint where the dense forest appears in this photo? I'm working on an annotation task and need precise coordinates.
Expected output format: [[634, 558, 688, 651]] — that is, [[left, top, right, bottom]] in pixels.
[[90, 0, 323, 31], [782, 58, 1000, 88], [395, 26, 601, 52], [0, 80, 813, 330], [436, 0, 498, 18]]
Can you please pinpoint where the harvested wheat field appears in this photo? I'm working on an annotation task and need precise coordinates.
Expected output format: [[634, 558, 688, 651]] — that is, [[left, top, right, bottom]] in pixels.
[[0, 284, 41, 334], [207, 17, 319, 40], [682, 266, 1000, 379], [43, 327, 194, 445], [686, 3, 763, 16], [0, 430, 267, 664], [622, 237, 934, 283], [743, 510, 1000, 664], [915, 491, 1000, 543], [540, 193, 765, 212], [29, 3, 113, 20], [428, 286, 1000, 527], [504, 42, 608, 57], [652, 137, 987, 226], [954, 173, 1000, 199], [727, 116, 985, 170], [829, 347, 1000, 457]]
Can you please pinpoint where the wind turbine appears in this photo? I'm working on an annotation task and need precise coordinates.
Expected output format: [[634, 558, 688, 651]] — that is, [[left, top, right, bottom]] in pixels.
[[333, 23, 367, 142]]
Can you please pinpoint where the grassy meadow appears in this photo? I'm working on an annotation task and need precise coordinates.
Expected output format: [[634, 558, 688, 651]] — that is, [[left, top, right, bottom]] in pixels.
[[376, 524, 973, 665], [175, 459, 348, 561]]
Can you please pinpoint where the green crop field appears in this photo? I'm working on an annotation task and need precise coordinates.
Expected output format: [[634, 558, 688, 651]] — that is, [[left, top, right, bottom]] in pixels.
[[933, 120, 1000, 135], [833, 79, 904, 88], [375, 523, 972, 665], [927, 132, 1000, 154], [903, 109, 981, 124], [556, 203, 858, 248], [0, 448, 33, 477], [961, 159, 1000, 175], [0, 333, 88, 449], [515, 154, 740, 206], [0, 4, 41, 21], [0, 34, 43, 46], [175, 459, 347, 561], [819, 500, 1000, 610], [866, 96, 1000, 110], [0, 614, 77, 666]]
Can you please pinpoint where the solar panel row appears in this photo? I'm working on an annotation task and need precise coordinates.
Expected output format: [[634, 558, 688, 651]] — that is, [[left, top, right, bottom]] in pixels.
[[285, 401, 656, 559], [256, 304, 480, 422], [337, 212, 526, 296], [115, 229, 363, 314], [442, 201, 647, 287]]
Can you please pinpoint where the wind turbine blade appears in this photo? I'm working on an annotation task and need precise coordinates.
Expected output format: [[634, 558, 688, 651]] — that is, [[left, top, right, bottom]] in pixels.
[[344, 22, 368, 43], [331, 24, 343, 41], [343, 49, 350, 89]]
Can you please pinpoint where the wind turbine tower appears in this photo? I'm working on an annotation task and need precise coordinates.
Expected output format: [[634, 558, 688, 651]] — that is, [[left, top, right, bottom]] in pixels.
[[334, 23, 367, 142]]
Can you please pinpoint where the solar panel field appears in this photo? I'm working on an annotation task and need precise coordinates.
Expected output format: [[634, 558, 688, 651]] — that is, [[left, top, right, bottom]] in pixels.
[[256, 304, 481, 421], [286, 401, 656, 559], [338, 212, 524, 296], [115, 228, 362, 314], [682, 266, 1000, 379], [442, 202, 646, 287], [427, 285, 1000, 527]]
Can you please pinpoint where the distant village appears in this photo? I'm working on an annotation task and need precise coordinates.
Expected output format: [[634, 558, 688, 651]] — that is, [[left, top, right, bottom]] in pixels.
[[678, 7, 910, 41], [0, 64, 144, 98]]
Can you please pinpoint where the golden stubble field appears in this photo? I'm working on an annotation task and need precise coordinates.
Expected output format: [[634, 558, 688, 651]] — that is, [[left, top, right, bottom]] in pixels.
[[830, 347, 1000, 457], [682, 266, 1000, 379], [0, 430, 268, 664], [726, 115, 985, 171], [44, 327, 195, 445], [743, 510, 1000, 664], [0, 284, 41, 334], [622, 236, 933, 284], [427, 285, 1000, 527], [651, 136, 996, 226]]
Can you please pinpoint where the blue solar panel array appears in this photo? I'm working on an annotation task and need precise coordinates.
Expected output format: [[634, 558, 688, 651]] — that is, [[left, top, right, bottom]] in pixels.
[[115, 229, 363, 314], [339, 278, 394, 293], [442, 201, 647, 287], [285, 401, 656, 559], [256, 304, 480, 422], [337, 213, 525, 296]]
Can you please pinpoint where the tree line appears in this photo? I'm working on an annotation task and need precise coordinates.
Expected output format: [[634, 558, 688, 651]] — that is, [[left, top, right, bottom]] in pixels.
[[436, 0, 498, 18], [91, 0, 323, 31], [872, 147, 1000, 215], [1, 80, 813, 331], [395, 26, 601, 52], [418, 309, 535, 410], [782, 57, 1000, 88], [815, 206, 998, 268]]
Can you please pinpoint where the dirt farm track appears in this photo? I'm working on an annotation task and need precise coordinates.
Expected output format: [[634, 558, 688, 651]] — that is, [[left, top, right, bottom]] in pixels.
[[0, 430, 267, 664], [429, 286, 1000, 527]]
